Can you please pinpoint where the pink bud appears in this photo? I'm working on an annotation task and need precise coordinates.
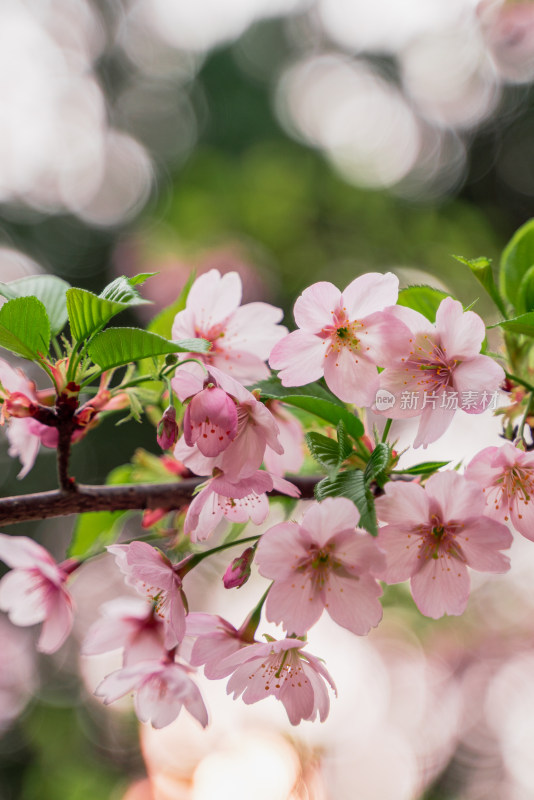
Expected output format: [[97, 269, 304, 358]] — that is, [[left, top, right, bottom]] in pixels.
[[184, 385, 238, 457], [223, 546, 256, 589], [157, 406, 179, 450]]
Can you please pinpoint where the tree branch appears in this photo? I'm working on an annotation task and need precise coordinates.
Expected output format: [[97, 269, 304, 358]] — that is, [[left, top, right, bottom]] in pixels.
[[0, 476, 320, 527]]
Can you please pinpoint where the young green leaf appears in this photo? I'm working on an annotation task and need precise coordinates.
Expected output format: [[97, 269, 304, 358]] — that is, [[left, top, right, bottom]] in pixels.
[[0, 296, 51, 360], [395, 460, 450, 475], [500, 218, 534, 308], [516, 264, 534, 314], [306, 432, 343, 474], [488, 311, 534, 337], [336, 420, 353, 461], [397, 285, 450, 322], [0, 274, 70, 336], [100, 274, 155, 305], [67, 277, 153, 343], [314, 469, 378, 536], [87, 327, 209, 370], [253, 377, 364, 440], [453, 254, 506, 317], [364, 443, 391, 484]]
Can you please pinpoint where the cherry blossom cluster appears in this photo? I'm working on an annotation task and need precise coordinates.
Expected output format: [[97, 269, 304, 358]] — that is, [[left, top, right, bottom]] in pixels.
[[0, 256, 533, 732]]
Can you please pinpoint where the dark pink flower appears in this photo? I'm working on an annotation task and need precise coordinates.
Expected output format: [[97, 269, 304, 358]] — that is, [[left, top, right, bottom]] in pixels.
[[156, 406, 179, 450], [107, 542, 187, 647], [465, 443, 534, 541], [95, 657, 208, 729], [171, 269, 287, 383], [375, 471, 513, 619], [222, 546, 256, 589], [183, 469, 300, 542], [221, 638, 337, 725], [0, 534, 76, 653], [183, 385, 238, 457], [82, 597, 166, 665], [269, 273, 410, 405], [173, 364, 282, 480], [256, 498, 385, 635]]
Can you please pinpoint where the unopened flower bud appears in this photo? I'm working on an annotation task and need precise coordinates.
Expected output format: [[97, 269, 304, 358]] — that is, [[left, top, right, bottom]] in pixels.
[[223, 546, 256, 589], [165, 354, 178, 366], [157, 405, 179, 450]]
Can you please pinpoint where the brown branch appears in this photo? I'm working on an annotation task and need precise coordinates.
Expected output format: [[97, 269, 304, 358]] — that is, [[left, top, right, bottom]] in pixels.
[[0, 476, 320, 527]]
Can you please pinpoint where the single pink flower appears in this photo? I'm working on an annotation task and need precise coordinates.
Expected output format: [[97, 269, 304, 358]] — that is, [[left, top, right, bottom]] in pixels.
[[264, 400, 305, 477], [186, 613, 250, 679], [184, 469, 300, 542], [107, 542, 187, 648], [375, 471, 513, 619], [221, 638, 337, 725], [82, 597, 166, 665], [376, 298, 505, 448], [256, 497, 385, 636], [465, 443, 534, 541], [171, 269, 287, 384], [0, 534, 76, 653], [269, 273, 410, 405], [173, 364, 282, 480], [95, 657, 208, 729]]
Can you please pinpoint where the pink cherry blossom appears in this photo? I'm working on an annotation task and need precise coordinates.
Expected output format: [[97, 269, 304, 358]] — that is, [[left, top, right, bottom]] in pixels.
[[95, 657, 208, 729], [256, 497, 385, 635], [269, 273, 410, 405], [184, 469, 300, 542], [375, 471, 513, 619], [183, 384, 238, 457], [108, 542, 187, 647], [186, 613, 250, 679], [171, 269, 287, 383], [220, 638, 337, 725], [465, 443, 534, 541], [376, 298, 505, 448], [263, 400, 304, 477], [173, 364, 282, 480], [82, 597, 166, 665], [0, 534, 76, 653]]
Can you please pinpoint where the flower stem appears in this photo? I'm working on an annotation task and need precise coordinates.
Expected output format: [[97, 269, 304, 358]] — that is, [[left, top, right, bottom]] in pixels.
[[381, 418, 392, 443], [178, 535, 261, 576]]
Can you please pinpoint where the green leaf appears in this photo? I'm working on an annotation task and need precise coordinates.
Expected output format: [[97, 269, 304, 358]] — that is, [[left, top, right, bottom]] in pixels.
[[0, 296, 50, 360], [314, 469, 378, 535], [364, 443, 391, 484], [100, 274, 155, 305], [87, 327, 210, 371], [305, 419, 353, 474], [68, 510, 126, 558], [500, 218, 534, 307], [0, 274, 70, 336], [397, 285, 450, 322], [148, 272, 196, 338], [306, 432, 343, 473], [489, 311, 534, 337], [67, 277, 152, 343], [453, 254, 506, 317], [253, 377, 364, 440], [396, 460, 450, 475], [516, 265, 534, 314], [336, 420, 353, 460]]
